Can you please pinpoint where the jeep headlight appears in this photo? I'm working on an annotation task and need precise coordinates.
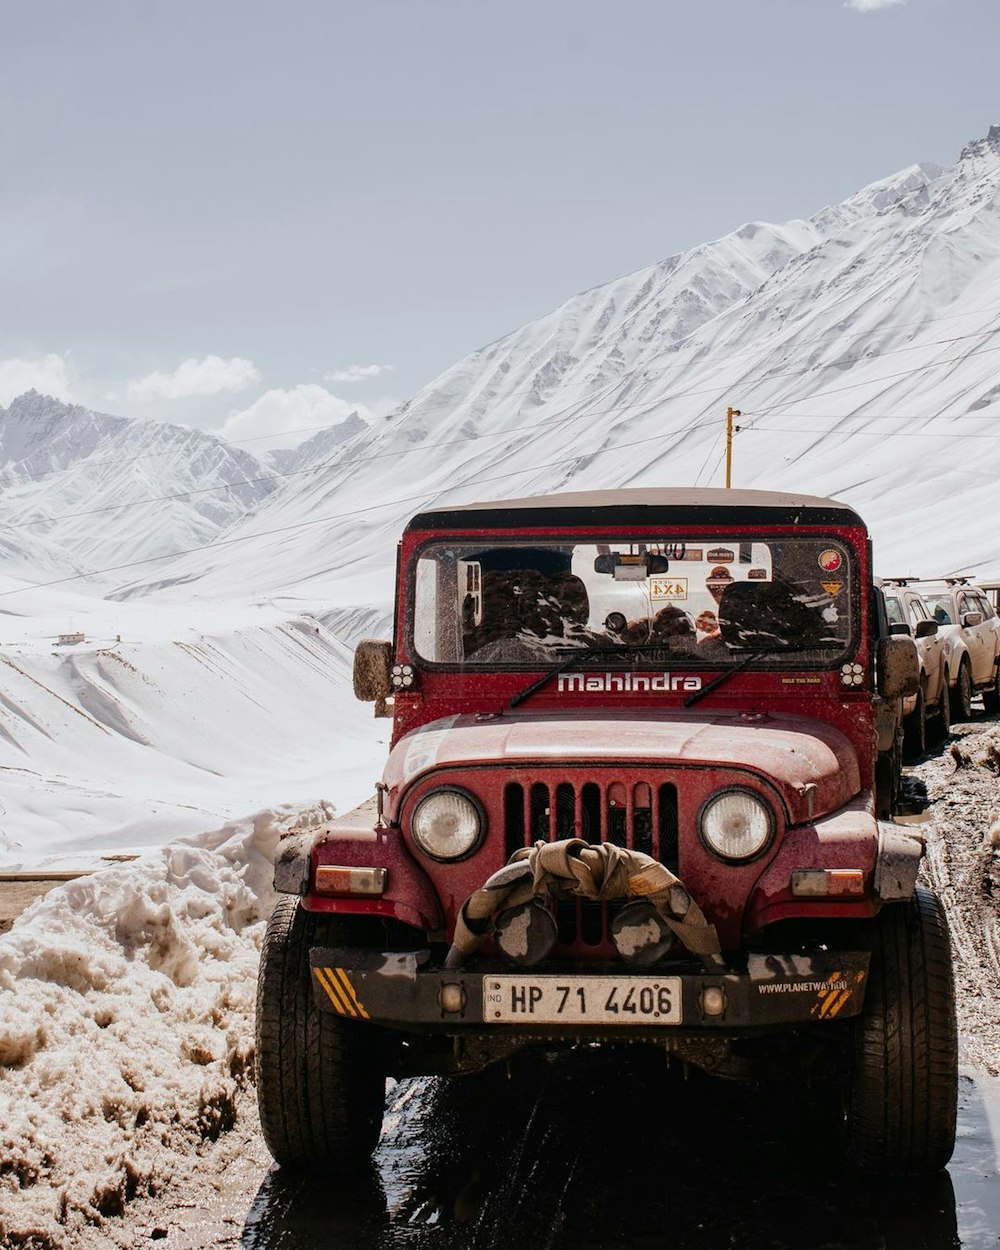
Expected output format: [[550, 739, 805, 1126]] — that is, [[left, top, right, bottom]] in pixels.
[[699, 789, 773, 862], [411, 789, 484, 861]]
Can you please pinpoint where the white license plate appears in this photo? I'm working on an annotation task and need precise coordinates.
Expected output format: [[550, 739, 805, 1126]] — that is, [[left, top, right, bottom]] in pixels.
[[483, 975, 682, 1025]]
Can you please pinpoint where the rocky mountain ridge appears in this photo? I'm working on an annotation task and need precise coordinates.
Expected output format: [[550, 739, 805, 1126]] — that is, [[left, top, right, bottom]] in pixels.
[[0, 392, 364, 581]]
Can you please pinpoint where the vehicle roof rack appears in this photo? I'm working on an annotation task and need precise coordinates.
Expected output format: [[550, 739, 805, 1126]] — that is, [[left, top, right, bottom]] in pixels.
[[943, 576, 970, 585], [881, 576, 915, 585]]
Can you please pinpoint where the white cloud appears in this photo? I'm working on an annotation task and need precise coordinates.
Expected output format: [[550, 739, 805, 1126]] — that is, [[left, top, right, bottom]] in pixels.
[[217, 384, 373, 444], [323, 363, 395, 384], [0, 354, 74, 406], [845, 0, 906, 11], [127, 355, 261, 401]]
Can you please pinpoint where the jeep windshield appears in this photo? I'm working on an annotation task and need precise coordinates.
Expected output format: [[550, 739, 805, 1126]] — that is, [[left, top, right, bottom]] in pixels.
[[412, 536, 854, 669]]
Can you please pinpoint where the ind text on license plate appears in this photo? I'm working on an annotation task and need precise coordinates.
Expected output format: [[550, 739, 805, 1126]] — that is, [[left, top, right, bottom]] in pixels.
[[483, 975, 682, 1024]]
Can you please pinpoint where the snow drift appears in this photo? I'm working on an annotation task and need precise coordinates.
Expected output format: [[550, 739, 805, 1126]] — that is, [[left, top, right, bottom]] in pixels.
[[0, 805, 320, 1247]]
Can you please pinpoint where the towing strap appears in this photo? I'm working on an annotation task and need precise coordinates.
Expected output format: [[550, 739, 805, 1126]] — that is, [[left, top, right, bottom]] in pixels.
[[446, 838, 724, 971]]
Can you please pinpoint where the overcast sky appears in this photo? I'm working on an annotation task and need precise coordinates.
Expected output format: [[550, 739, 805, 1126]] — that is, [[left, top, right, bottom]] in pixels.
[[1, 0, 998, 444]]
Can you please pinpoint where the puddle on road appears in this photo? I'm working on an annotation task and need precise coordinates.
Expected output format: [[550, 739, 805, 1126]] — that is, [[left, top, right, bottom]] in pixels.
[[242, 1060, 1000, 1249]]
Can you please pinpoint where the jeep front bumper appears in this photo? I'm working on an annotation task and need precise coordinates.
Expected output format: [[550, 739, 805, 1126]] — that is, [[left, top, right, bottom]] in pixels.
[[309, 947, 870, 1032]]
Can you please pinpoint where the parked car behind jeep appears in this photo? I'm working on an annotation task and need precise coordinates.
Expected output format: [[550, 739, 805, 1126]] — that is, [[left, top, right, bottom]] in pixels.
[[912, 578, 1000, 720], [878, 578, 948, 756]]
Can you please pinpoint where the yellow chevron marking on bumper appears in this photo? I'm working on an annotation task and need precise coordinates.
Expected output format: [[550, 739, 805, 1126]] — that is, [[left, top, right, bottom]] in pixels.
[[331, 967, 370, 1020], [810, 970, 864, 1019], [314, 966, 355, 1017], [818, 987, 852, 1019]]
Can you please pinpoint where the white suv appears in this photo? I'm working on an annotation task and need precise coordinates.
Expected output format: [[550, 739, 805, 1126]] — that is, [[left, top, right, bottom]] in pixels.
[[911, 579, 1000, 721], [879, 579, 948, 755]]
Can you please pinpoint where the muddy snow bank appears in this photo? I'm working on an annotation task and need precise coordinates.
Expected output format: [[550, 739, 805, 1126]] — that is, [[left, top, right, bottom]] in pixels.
[[0, 803, 330, 1248], [912, 720, 1000, 1075]]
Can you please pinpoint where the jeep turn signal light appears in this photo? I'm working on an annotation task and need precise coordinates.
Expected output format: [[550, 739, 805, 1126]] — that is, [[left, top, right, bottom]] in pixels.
[[791, 869, 865, 898], [315, 866, 388, 897]]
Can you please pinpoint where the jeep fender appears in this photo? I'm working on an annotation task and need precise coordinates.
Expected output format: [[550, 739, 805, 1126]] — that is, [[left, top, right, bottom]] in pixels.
[[273, 822, 443, 934], [746, 799, 923, 931]]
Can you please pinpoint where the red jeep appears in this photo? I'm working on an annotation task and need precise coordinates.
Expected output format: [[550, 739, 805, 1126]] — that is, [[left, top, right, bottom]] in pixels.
[[256, 488, 957, 1175]]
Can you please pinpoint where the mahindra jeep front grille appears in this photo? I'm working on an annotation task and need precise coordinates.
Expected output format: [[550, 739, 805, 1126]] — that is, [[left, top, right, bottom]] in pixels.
[[502, 778, 679, 870]]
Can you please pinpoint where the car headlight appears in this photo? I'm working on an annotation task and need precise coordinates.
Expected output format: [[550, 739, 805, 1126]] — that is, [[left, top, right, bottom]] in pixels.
[[699, 789, 774, 862], [411, 789, 485, 861]]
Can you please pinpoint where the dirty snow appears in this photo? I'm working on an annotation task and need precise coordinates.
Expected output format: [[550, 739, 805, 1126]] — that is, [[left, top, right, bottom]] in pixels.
[[0, 804, 325, 1247]]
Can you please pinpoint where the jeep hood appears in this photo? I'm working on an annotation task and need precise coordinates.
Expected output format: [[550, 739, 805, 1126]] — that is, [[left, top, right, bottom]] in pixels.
[[383, 709, 860, 826]]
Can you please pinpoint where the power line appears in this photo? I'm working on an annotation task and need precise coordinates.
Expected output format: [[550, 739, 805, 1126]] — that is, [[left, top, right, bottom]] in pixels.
[[4, 301, 999, 489], [748, 425, 1000, 440], [6, 323, 1000, 534], [692, 429, 724, 488], [743, 340, 1000, 415]]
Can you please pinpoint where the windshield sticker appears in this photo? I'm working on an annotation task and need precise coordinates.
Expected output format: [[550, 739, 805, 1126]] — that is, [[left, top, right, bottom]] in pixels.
[[747, 568, 767, 580], [820, 581, 843, 596], [679, 547, 704, 561], [556, 672, 703, 693], [650, 577, 688, 601], [818, 549, 843, 573], [706, 547, 735, 563]]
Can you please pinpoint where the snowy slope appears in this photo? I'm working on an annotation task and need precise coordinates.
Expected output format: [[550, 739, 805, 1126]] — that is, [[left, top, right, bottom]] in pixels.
[[0, 608, 383, 870], [116, 127, 1000, 611]]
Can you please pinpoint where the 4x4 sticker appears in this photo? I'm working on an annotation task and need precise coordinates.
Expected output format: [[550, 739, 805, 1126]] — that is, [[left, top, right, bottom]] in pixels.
[[818, 549, 842, 572], [650, 578, 688, 601]]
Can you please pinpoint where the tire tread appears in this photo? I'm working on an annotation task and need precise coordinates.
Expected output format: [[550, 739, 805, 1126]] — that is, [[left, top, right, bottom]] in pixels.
[[846, 887, 957, 1174], [255, 897, 384, 1167]]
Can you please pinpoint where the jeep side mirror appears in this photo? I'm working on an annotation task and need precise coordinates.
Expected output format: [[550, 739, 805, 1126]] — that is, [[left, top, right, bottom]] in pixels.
[[353, 640, 393, 717], [914, 619, 939, 639], [889, 622, 912, 637], [877, 635, 919, 700], [962, 611, 983, 628]]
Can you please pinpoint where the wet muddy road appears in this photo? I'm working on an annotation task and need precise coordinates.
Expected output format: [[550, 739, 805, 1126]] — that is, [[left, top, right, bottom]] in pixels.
[[235, 1057, 1000, 1250]]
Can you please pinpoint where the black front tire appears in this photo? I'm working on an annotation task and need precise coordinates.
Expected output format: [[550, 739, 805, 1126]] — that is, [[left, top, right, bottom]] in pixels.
[[982, 659, 1000, 714], [256, 897, 386, 1168], [930, 678, 951, 745], [844, 887, 957, 1175], [903, 687, 927, 762], [950, 661, 973, 722], [874, 729, 903, 820]]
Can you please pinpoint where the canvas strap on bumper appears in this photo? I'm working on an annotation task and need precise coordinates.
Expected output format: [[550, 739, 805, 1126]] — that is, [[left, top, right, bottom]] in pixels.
[[446, 838, 724, 970]]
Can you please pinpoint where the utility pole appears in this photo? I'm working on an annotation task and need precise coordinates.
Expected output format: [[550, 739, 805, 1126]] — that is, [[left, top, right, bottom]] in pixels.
[[725, 407, 742, 488]]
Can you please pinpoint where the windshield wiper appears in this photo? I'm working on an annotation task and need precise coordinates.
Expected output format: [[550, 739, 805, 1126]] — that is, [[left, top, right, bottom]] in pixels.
[[509, 642, 657, 709], [682, 650, 759, 708], [683, 642, 820, 708]]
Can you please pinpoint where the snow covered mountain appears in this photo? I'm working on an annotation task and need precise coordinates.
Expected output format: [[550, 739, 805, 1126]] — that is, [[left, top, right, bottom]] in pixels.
[[119, 125, 1000, 615], [266, 411, 367, 474], [0, 392, 288, 575]]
